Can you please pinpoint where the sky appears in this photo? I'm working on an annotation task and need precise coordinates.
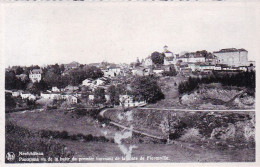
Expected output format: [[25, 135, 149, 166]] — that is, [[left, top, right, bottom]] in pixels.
[[3, 2, 260, 67]]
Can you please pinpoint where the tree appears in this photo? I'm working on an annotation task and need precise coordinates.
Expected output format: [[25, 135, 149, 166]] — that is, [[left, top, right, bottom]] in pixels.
[[84, 66, 104, 79], [27, 80, 48, 95], [151, 51, 165, 65], [5, 70, 29, 90], [130, 76, 164, 103], [43, 71, 61, 87], [107, 85, 120, 106], [15, 67, 24, 75], [5, 93, 16, 109], [94, 87, 106, 105]]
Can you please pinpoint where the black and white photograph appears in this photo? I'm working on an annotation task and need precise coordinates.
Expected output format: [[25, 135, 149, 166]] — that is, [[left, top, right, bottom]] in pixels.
[[2, 1, 259, 164]]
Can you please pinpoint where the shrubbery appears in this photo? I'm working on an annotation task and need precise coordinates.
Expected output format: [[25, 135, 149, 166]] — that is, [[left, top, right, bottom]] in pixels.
[[40, 129, 111, 143], [167, 112, 255, 146], [178, 71, 255, 94], [6, 122, 74, 163]]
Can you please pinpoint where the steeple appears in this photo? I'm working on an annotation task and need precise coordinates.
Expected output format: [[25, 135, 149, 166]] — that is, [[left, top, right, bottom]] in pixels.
[[163, 45, 168, 53]]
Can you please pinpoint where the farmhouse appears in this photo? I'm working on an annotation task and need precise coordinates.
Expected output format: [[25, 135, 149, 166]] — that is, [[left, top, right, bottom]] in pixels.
[[52, 87, 60, 92], [21, 92, 36, 100], [119, 95, 146, 107], [29, 69, 42, 83]]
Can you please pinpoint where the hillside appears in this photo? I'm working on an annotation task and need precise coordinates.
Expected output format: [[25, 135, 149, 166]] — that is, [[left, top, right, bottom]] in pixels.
[[146, 76, 255, 110]]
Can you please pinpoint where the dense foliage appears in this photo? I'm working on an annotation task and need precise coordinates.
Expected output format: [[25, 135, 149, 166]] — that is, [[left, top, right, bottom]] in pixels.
[[5, 64, 104, 90], [5, 71, 29, 90], [5, 122, 74, 163], [151, 51, 165, 65], [130, 76, 164, 103], [162, 65, 177, 76], [178, 71, 255, 95]]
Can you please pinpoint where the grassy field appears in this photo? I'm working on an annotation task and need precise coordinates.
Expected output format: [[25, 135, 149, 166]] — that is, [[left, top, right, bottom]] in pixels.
[[6, 109, 117, 139]]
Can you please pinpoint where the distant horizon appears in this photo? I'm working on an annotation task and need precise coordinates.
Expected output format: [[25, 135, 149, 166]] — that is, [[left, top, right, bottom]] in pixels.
[[5, 46, 256, 68]]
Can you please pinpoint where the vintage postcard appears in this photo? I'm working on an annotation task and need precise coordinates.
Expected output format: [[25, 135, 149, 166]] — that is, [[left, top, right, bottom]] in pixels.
[[1, 0, 259, 166]]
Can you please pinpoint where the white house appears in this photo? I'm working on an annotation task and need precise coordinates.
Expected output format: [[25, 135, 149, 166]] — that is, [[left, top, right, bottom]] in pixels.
[[102, 67, 121, 77], [178, 53, 206, 63], [164, 56, 176, 65], [105, 94, 110, 101], [41, 92, 61, 100], [153, 69, 164, 75], [88, 94, 95, 101], [21, 93, 36, 100], [143, 58, 153, 67], [82, 79, 93, 86], [29, 69, 42, 83], [52, 87, 60, 92], [12, 91, 21, 97], [119, 95, 146, 107], [67, 96, 77, 104]]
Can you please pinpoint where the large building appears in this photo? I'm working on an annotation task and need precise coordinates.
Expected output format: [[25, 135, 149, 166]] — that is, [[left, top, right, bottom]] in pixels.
[[213, 48, 249, 67], [178, 52, 206, 63], [163, 45, 176, 65], [29, 69, 42, 83]]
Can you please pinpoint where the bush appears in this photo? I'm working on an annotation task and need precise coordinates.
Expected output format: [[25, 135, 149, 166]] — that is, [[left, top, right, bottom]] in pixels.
[[179, 128, 202, 142], [83, 134, 94, 141]]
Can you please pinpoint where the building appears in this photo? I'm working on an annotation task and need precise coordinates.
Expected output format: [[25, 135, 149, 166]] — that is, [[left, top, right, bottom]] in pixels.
[[205, 54, 217, 65], [164, 56, 176, 65], [88, 94, 95, 101], [21, 92, 36, 100], [102, 66, 121, 77], [153, 69, 164, 75], [178, 52, 206, 63], [142, 57, 153, 67], [163, 46, 177, 65], [67, 96, 77, 104], [213, 48, 249, 67], [65, 85, 79, 91], [119, 95, 146, 108], [41, 92, 61, 100], [41, 92, 78, 103], [16, 74, 28, 81], [12, 90, 22, 97], [82, 79, 93, 87], [132, 67, 152, 76], [29, 69, 42, 83], [163, 45, 174, 57], [52, 87, 60, 92], [64, 61, 80, 70], [199, 64, 216, 71]]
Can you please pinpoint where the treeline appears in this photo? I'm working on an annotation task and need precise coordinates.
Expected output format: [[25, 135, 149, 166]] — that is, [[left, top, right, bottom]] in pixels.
[[178, 71, 255, 95], [5, 64, 104, 92]]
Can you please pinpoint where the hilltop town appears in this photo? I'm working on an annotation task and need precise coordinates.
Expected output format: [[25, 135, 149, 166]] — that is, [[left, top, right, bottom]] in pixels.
[[5, 46, 255, 112], [5, 46, 256, 163]]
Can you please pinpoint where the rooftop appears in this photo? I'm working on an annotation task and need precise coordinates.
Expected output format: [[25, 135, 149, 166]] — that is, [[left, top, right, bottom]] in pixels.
[[213, 48, 247, 53], [30, 69, 42, 74]]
